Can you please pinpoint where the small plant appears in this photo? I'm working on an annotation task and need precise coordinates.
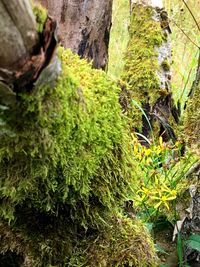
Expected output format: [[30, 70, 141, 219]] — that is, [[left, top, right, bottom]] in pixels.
[[132, 134, 193, 222]]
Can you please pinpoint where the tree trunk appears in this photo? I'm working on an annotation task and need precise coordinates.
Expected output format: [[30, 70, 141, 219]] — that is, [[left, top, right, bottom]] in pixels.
[[35, 0, 113, 70], [0, 0, 39, 84], [121, 0, 179, 143]]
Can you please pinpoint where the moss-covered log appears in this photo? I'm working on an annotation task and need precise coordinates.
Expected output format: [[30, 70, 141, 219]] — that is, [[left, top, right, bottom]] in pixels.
[[121, 3, 179, 142]]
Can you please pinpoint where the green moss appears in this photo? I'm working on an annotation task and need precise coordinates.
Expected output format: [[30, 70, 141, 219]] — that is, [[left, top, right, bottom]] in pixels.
[[1, 211, 157, 267], [161, 59, 170, 71], [69, 213, 157, 267], [0, 48, 134, 226], [0, 47, 157, 266], [121, 5, 165, 131], [32, 2, 47, 33], [184, 83, 200, 151]]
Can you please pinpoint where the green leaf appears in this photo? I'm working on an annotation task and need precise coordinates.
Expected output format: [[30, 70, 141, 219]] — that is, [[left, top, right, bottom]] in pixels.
[[132, 99, 154, 142], [145, 222, 154, 233], [177, 232, 183, 267], [155, 244, 169, 255], [186, 234, 200, 252]]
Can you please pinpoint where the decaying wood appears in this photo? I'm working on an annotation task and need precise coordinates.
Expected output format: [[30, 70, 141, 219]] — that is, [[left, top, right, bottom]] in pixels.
[[0, 0, 59, 96], [0, 0, 38, 71], [35, 0, 113, 69]]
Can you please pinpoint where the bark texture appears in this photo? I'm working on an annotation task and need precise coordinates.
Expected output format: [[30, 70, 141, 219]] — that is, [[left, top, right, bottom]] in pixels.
[[35, 0, 113, 70], [0, 0, 38, 71]]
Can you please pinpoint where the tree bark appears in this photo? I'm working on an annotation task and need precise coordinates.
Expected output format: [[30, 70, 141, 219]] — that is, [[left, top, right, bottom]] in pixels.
[[35, 0, 113, 70], [0, 0, 38, 72]]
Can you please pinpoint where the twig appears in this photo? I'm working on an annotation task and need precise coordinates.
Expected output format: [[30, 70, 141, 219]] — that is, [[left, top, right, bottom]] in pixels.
[[171, 19, 200, 49], [181, 0, 200, 32], [186, 160, 200, 178]]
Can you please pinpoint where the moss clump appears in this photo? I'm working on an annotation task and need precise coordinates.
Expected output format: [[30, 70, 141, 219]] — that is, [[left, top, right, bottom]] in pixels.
[[184, 83, 200, 151], [0, 48, 133, 226], [161, 59, 170, 71], [1, 211, 157, 267], [32, 2, 47, 33], [0, 48, 157, 266], [121, 5, 165, 131], [69, 213, 157, 267]]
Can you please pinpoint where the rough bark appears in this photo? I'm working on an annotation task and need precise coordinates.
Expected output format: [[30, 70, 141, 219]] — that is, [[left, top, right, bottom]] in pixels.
[[35, 0, 113, 70], [0, 0, 38, 71], [0, 0, 59, 101]]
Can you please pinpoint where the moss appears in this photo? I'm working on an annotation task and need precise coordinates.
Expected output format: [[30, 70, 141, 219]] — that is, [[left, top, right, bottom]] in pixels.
[[0, 211, 157, 267], [183, 83, 200, 151], [69, 213, 158, 267], [161, 59, 170, 71], [0, 47, 157, 265], [32, 2, 47, 33], [0, 48, 134, 226], [121, 5, 166, 131]]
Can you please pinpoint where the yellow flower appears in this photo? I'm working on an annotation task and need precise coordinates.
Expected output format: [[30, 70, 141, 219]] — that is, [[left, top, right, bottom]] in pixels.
[[152, 194, 176, 210], [145, 157, 153, 165], [133, 145, 138, 154], [160, 184, 177, 198], [159, 136, 164, 148], [136, 186, 153, 201], [155, 146, 162, 155], [145, 148, 151, 156], [138, 186, 151, 196]]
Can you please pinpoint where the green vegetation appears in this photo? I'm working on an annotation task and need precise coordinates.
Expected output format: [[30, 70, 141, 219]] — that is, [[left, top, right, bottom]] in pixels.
[[184, 82, 200, 150], [1, 1, 200, 266], [132, 136, 190, 220], [164, 0, 200, 108], [108, 1, 200, 265], [0, 48, 157, 266], [108, 0, 130, 79], [32, 2, 47, 33]]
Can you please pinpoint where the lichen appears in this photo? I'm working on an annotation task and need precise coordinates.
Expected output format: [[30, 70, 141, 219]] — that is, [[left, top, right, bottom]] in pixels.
[[121, 5, 166, 131]]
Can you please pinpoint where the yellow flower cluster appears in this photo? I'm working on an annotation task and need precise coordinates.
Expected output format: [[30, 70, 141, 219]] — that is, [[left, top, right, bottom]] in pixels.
[[132, 135, 183, 214], [136, 176, 177, 210]]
